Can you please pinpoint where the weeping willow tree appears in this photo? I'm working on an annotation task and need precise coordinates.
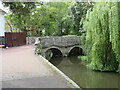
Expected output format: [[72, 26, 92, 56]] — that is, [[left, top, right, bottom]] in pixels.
[[84, 2, 120, 72]]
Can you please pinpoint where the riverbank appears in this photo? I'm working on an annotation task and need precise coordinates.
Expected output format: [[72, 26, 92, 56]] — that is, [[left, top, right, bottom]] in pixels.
[[1, 45, 80, 88]]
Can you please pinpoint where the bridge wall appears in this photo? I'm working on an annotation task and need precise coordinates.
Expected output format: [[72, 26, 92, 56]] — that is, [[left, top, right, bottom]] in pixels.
[[26, 37, 37, 44], [32, 36, 82, 57], [38, 36, 80, 48], [26, 36, 80, 45]]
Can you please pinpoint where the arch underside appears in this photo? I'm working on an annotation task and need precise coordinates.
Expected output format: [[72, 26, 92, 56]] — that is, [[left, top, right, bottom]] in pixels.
[[44, 46, 63, 59], [68, 46, 84, 56], [44, 46, 84, 59]]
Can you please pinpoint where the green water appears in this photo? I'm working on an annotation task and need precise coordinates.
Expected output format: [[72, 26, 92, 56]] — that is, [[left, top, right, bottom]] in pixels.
[[50, 56, 120, 88]]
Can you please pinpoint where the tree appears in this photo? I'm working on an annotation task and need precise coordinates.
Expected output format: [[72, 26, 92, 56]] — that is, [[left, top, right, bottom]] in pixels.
[[30, 2, 73, 36], [84, 2, 120, 72], [3, 2, 36, 34], [45, 2, 73, 36], [70, 2, 94, 35]]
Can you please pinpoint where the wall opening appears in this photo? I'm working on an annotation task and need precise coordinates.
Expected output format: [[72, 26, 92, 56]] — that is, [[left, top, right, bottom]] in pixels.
[[68, 47, 84, 56], [45, 48, 63, 60]]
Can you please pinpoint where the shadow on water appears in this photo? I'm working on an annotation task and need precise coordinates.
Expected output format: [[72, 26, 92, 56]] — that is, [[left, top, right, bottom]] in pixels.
[[50, 56, 120, 88]]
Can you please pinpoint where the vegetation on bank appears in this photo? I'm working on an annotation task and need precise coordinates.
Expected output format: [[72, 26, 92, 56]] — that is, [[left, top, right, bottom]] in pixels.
[[78, 56, 88, 62], [83, 2, 120, 72]]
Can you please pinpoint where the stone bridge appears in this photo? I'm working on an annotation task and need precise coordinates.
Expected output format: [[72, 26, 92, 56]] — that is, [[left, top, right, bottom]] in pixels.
[[36, 36, 84, 58]]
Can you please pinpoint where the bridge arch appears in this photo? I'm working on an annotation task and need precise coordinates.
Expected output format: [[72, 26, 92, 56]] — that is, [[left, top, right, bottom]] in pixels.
[[44, 46, 63, 58], [68, 46, 84, 56]]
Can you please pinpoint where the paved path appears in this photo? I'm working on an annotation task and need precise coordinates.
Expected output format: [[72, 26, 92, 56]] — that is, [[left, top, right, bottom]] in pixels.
[[1, 45, 72, 88]]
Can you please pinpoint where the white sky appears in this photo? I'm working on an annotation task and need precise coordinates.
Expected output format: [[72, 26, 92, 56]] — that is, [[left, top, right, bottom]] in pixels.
[[0, 1, 9, 13], [0, 1, 4, 9]]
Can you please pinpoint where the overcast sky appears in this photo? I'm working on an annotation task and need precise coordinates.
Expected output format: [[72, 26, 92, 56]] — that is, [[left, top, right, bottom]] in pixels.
[[0, 1, 10, 13], [0, 1, 4, 9]]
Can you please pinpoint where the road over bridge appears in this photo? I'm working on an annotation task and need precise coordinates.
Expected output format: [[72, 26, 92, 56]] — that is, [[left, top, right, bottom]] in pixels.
[[36, 36, 84, 58]]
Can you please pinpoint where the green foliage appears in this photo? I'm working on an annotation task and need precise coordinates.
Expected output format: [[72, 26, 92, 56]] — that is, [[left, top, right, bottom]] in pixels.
[[69, 2, 94, 55], [11, 29, 21, 32], [29, 2, 74, 36], [78, 56, 88, 62], [64, 35, 77, 36], [80, 33, 86, 54], [84, 2, 120, 72], [4, 2, 94, 36], [3, 2, 36, 15], [3, 2, 36, 34], [36, 43, 42, 55], [69, 2, 94, 35]]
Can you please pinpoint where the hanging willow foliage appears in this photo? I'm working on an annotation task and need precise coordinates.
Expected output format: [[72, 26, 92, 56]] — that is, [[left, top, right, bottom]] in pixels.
[[84, 2, 120, 72]]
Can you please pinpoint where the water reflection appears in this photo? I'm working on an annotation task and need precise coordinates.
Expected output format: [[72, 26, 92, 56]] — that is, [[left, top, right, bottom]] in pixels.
[[50, 56, 120, 88], [49, 57, 63, 66], [68, 56, 81, 64]]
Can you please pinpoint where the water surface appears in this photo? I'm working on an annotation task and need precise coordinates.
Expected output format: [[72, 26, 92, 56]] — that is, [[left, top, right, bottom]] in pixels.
[[50, 56, 120, 88]]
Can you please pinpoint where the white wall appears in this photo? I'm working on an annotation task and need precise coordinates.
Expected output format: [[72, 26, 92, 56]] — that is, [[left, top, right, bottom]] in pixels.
[[0, 14, 5, 36]]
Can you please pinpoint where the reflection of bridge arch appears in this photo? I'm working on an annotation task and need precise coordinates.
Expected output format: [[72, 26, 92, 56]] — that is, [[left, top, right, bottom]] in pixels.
[[51, 56, 81, 67], [44, 46, 63, 58], [68, 46, 84, 56]]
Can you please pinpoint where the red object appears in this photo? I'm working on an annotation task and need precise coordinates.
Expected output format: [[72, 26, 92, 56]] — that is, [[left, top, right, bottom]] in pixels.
[[5, 32, 26, 47]]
